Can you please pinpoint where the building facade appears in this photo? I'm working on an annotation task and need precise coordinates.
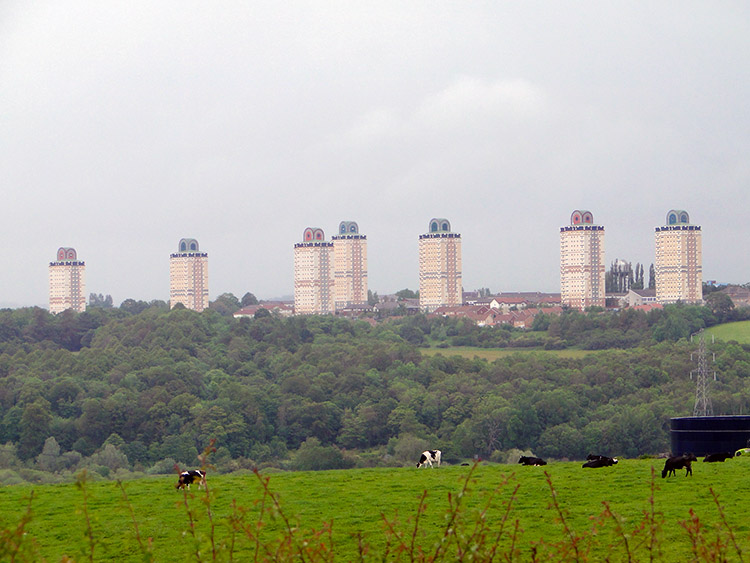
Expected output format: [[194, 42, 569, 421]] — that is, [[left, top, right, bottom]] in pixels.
[[418, 218, 462, 312], [169, 238, 209, 311], [560, 210, 606, 309], [294, 227, 335, 314], [49, 247, 86, 314], [655, 210, 702, 304], [332, 221, 368, 311]]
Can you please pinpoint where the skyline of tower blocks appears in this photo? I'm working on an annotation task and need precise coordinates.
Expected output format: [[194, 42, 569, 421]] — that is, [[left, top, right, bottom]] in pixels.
[[418, 218, 462, 313], [655, 210, 702, 304], [294, 227, 335, 314], [560, 210, 606, 309], [169, 238, 209, 312], [49, 247, 86, 314], [332, 221, 368, 310]]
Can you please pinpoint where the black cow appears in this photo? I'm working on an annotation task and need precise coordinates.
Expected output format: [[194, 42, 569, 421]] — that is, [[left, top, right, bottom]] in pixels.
[[661, 453, 698, 478], [703, 452, 734, 463], [518, 456, 547, 466], [176, 469, 207, 490], [582, 455, 618, 468]]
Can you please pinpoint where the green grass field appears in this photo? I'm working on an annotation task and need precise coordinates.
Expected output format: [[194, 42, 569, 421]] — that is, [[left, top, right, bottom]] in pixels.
[[3, 458, 750, 561], [706, 321, 750, 345], [420, 346, 594, 361]]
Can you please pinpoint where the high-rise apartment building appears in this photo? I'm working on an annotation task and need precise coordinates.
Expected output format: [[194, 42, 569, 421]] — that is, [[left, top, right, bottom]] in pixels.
[[332, 221, 368, 310], [294, 227, 335, 315], [418, 218, 462, 312], [49, 247, 86, 314], [169, 238, 209, 311], [655, 210, 702, 304], [560, 210, 605, 309]]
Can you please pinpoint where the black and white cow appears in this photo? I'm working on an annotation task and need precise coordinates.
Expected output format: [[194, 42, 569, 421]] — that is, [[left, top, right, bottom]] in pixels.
[[518, 456, 547, 466], [416, 450, 441, 468], [176, 469, 207, 490], [582, 454, 618, 468], [662, 453, 698, 478], [703, 452, 734, 463]]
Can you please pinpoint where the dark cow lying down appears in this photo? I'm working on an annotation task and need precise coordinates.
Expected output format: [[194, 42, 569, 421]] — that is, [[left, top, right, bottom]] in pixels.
[[582, 454, 618, 468], [703, 452, 734, 463], [662, 453, 697, 478], [177, 469, 207, 490], [518, 456, 547, 466], [417, 450, 441, 468]]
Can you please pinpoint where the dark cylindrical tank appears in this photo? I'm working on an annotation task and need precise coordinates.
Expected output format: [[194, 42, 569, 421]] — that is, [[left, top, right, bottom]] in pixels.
[[670, 416, 750, 456]]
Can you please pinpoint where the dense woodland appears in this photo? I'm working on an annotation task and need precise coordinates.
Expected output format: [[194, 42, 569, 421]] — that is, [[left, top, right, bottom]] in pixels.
[[2, 296, 750, 483]]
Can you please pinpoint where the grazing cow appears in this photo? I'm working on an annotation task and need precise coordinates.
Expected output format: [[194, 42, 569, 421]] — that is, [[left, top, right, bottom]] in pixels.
[[703, 452, 734, 463], [416, 450, 441, 468], [176, 469, 207, 490], [518, 456, 547, 466], [661, 453, 698, 478], [582, 455, 618, 468]]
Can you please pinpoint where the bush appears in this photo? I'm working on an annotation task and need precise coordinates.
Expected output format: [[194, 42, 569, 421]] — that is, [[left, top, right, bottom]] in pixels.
[[0, 468, 24, 485], [291, 438, 355, 471], [146, 458, 178, 475]]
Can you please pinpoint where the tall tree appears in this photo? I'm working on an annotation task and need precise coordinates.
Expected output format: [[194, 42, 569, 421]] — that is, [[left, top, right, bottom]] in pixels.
[[209, 293, 241, 316], [18, 402, 52, 460], [89, 293, 113, 308], [395, 288, 417, 300]]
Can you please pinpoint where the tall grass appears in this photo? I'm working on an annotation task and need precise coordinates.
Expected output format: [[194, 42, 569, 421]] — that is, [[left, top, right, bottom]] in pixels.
[[2, 455, 750, 561]]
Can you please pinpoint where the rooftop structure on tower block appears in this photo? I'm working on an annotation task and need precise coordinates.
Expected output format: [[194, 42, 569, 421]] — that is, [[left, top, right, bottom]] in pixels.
[[169, 238, 209, 312], [560, 210, 605, 309], [294, 228, 335, 315], [655, 210, 702, 304], [332, 221, 368, 311], [49, 247, 86, 314], [419, 218, 462, 313]]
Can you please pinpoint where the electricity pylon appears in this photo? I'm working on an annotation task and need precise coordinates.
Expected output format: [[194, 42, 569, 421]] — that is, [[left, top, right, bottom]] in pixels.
[[691, 329, 715, 417]]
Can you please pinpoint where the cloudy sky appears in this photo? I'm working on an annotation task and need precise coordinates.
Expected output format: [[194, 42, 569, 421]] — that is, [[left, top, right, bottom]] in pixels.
[[2, 2, 749, 307]]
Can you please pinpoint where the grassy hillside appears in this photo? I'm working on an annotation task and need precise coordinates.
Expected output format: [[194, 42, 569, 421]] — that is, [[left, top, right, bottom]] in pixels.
[[706, 320, 750, 345], [2, 458, 750, 561]]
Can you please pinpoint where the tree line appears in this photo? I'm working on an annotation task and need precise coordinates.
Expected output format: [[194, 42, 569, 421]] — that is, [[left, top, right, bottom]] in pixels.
[[1, 298, 750, 481]]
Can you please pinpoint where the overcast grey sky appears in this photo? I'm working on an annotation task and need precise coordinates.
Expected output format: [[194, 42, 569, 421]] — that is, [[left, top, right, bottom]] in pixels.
[[2, 2, 749, 308]]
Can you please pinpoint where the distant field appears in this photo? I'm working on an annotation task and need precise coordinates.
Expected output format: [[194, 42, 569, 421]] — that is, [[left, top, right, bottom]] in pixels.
[[2, 458, 750, 561], [421, 346, 594, 360], [706, 321, 750, 345]]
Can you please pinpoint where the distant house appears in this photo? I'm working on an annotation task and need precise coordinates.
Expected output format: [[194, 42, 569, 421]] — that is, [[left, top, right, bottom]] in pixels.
[[625, 289, 657, 308], [719, 285, 750, 308], [433, 305, 499, 326], [373, 297, 420, 316], [336, 303, 374, 316], [233, 302, 294, 318], [432, 304, 563, 328], [511, 307, 564, 328], [606, 292, 629, 309], [471, 292, 562, 313]]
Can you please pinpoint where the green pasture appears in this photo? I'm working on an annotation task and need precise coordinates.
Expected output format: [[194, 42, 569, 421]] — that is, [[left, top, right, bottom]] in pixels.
[[706, 320, 750, 345], [3, 458, 750, 561], [421, 346, 594, 361]]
